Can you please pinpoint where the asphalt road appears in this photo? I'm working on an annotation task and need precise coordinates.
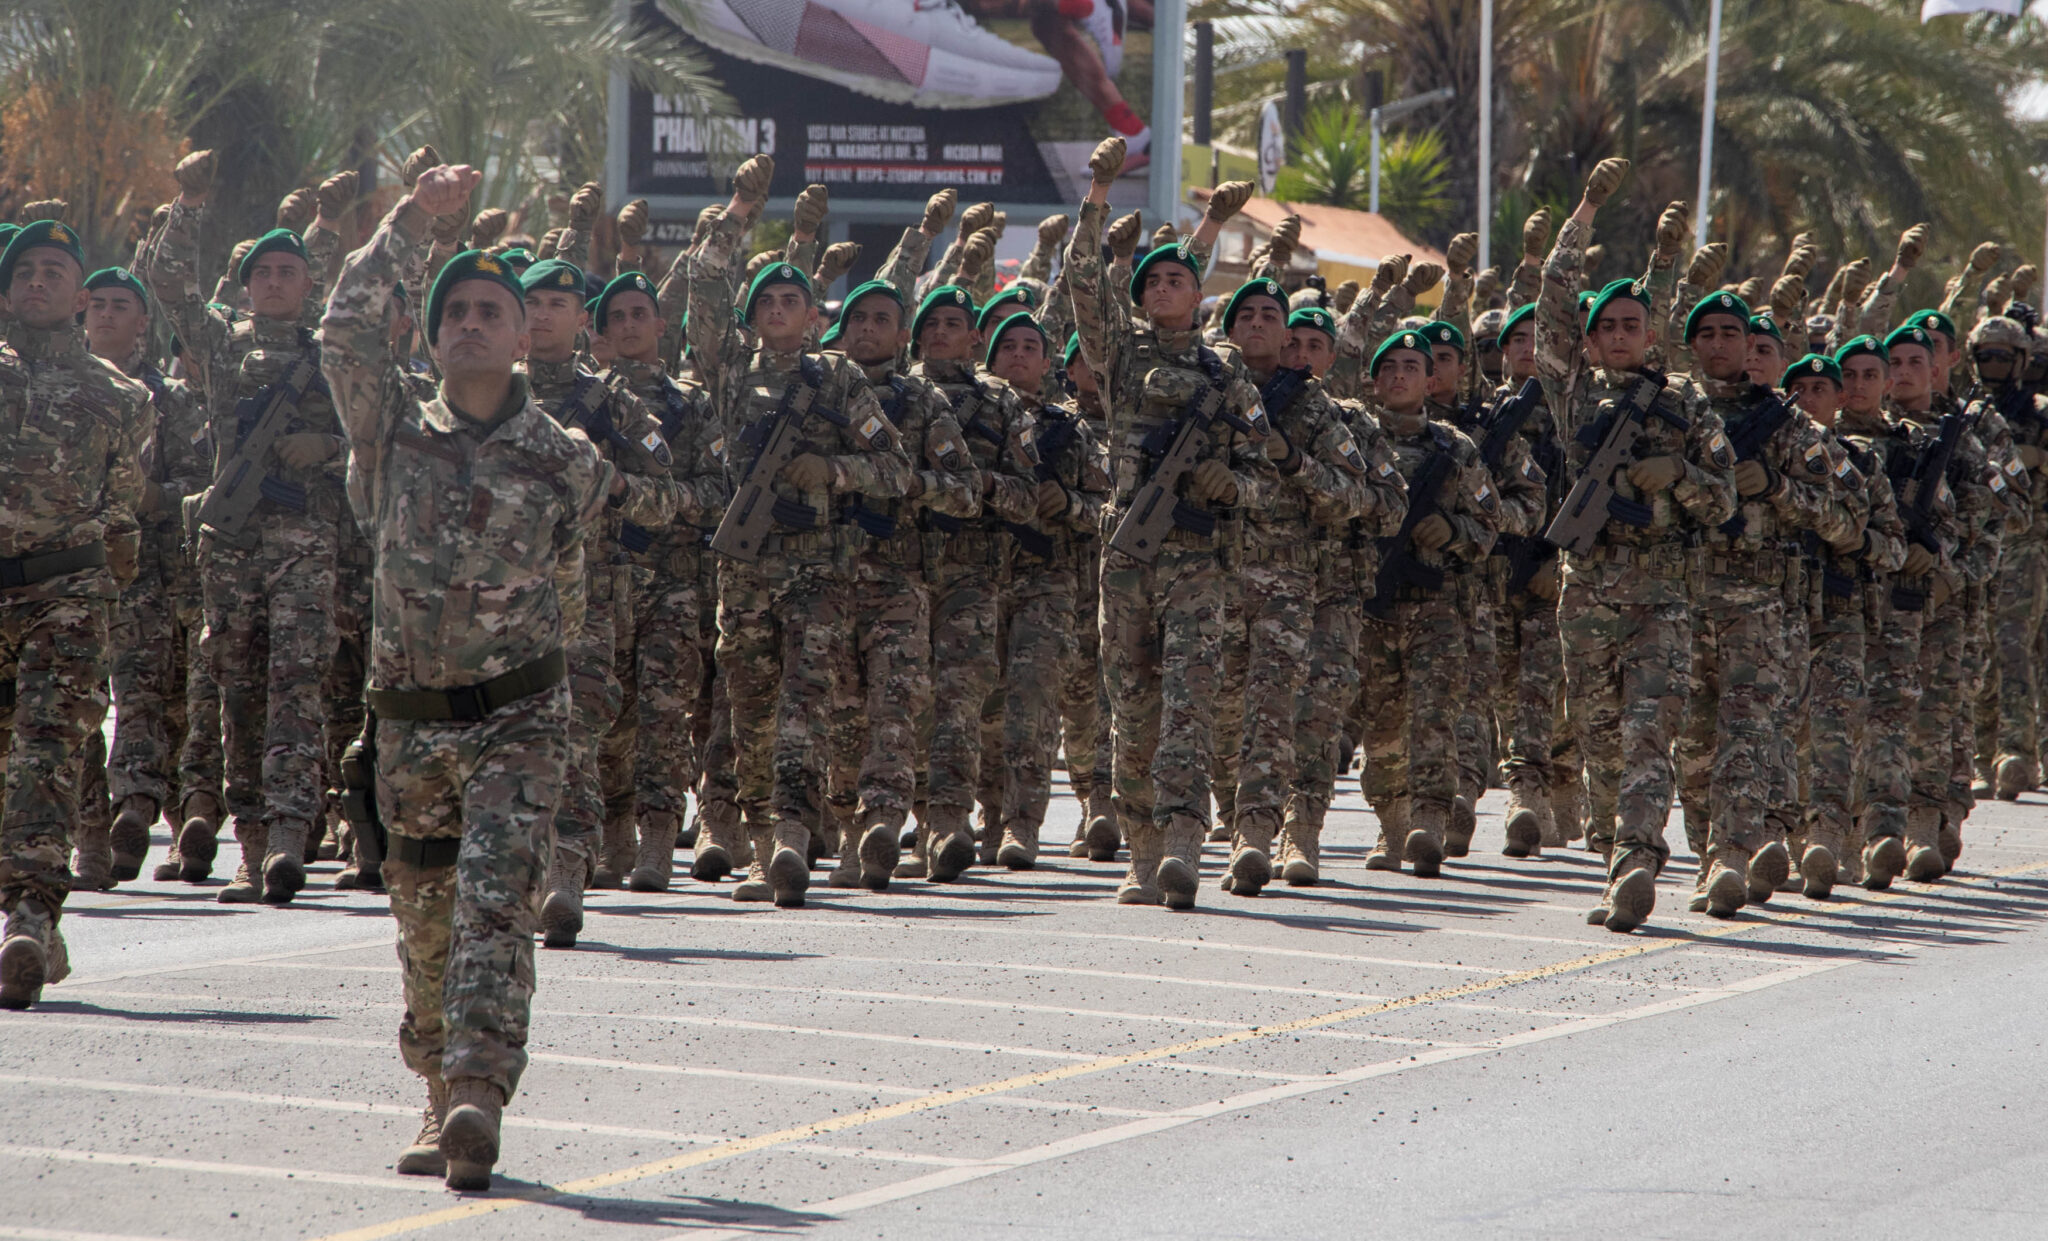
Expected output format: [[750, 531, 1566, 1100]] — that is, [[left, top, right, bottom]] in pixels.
[[6, 776, 2048, 1241]]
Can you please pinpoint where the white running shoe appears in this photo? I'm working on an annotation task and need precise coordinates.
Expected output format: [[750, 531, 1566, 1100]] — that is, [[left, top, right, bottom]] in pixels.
[[673, 0, 1064, 110], [1076, 0, 1124, 78]]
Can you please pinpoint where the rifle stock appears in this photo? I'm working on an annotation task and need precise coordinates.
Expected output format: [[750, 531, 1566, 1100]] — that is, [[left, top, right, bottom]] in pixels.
[[1542, 373, 1675, 555], [710, 380, 819, 563], [193, 354, 323, 547]]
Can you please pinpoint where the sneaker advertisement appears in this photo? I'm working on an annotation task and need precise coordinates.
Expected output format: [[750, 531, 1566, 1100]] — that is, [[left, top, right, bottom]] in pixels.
[[628, 0, 1164, 210]]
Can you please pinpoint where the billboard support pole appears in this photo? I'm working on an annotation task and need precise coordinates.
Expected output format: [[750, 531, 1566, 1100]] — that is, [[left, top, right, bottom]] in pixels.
[[1150, 0, 1186, 228], [606, 0, 631, 208]]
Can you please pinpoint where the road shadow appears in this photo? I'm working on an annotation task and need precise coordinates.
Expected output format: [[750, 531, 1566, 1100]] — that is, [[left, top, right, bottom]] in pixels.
[[28, 999, 337, 1025]]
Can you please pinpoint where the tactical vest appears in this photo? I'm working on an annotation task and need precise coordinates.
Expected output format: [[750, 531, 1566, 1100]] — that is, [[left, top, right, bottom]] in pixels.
[[225, 316, 339, 523]]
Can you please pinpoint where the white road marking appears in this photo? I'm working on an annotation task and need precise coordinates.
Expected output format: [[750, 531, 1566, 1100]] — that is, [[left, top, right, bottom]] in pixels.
[[0, 1144, 446, 1194]]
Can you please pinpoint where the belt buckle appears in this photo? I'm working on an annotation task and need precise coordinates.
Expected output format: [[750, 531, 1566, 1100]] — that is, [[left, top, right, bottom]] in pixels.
[[445, 684, 488, 722]]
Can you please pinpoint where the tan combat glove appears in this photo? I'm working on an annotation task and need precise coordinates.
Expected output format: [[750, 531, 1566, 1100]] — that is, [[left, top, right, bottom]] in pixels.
[[1446, 232, 1478, 277], [1206, 180, 1254, 224], [922, 188, 958, 238], [1685, 242, 1730, 289], [791, 183, 829, 237], [1037, 213, 1071, 249], [1106, 212, 1143, 263], [1582, 157, 1631, 208], [1522, 208, 1552, 261], [1654, 202, 1690, 262], [400, 145, 441, 189], [275, 188, 316, 231], [816, 241, 862, 290], [567, 181, 603, 232], [1088, 137, 1126, 186], [174, 150, 217, 201], [468, 208, 510, 252]]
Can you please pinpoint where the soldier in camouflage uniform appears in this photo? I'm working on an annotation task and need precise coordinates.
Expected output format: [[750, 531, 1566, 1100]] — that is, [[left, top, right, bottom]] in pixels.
[[1059, 337, 1119, 861], [516, 255, 678, 942], [143, 150, 347, 905], [1067, 139, 1261, 909], [0, 220, 152, 1010], [688, 156, 912, 909], [324, 165, 609, 1190], [1274, 307, 1405, 885], [1536, 162, 1738, 934]]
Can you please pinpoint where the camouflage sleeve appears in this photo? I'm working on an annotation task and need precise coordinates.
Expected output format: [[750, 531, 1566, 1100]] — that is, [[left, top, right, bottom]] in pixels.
[[320, 200, 430, 485], [158, 383, 213, 504], [140, 199, 232, 407], [1856, 270, 1903, 339], [1105, 255, 1135, 319], [1034, 265, 1074, 359], [303, 219, 341, 306], [1535, 218, 1589, 388], [1441, 267, 1474, 337], [876, 227, 934, 301], [101, 379, 153, 575], [1508, 256, 1541, 309], [1294, 397, 1371, 526], [915, 397, 981, 519], [1061, 417, 1111, 534], [1346, 408, 1409, 536], [980, 387, 1040, 523], [1064, 199, 1127, 400], [1976, 407, 2032, 533], [1671, 391, 1738, 527], [783, 234, 820, 283], [553, 433, 610, 645], [1766, 418, 1859, 548], [556, 220, 593, 273], [654, 240, 693, 365], [1641, 246, 1682, 358], [970, 254, 997, 306], [1329, 286, 1385, 400], [1939, 261, 1987, 319], [1862, 466, 1909, 573], [602, 388, 682, 529], [1019, 227, 1060, 284], [1490, 433, 1548, 537], [1446, 436, 1500, 563], [826, 360, 913, 500], [930, 231, 967, 291], [686, 208, 754, 406]]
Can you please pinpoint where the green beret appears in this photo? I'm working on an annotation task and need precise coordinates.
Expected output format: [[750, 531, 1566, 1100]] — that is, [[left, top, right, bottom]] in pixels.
[[1884, 322, 1935, 357], [1498, 302, 1536, 349], [741, 260, 813, 326], [1371, 329, 1433, 377], [497, 248, 536, 274], [519, 258, 587, 297], [1222, 277, 1288, 333], [976, 284, 1038, 333], [0, 219, 85, 290], [0, 223, 17, 250], [1418, 319, 1466, 355], [1906, 308, 1957, 343], [1683, 289, 1753, 341], [1835, 334, 1889, 368], [911, 284, 976, 343], [237, 227, 308, 285], [1585, 278, 1653, 335], [985, 310, 1049, 363], [1128, 240, 1202, 304], [84, 266, 149, 307], [593, 270, 659, 334], [1747, 313, 1782, 341], [820, 279, 905, 347], [426, 249, 527, 346], [1288, 306, 1337, 342], [1782, 353, 1841, 388], [1063, 333, 1082, 369]]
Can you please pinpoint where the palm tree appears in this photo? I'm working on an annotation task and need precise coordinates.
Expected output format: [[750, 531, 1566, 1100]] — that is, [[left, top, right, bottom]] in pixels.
[[1274, 101, 1373, 209]]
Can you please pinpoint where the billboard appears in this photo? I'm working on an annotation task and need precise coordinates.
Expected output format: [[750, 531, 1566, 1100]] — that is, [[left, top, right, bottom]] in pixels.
[[622, 0, 1173, 219]]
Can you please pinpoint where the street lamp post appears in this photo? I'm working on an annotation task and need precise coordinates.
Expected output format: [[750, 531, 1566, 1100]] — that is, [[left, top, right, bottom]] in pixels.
[[1478, 0, 1494, 270], [1694, 0, 1724, 248]]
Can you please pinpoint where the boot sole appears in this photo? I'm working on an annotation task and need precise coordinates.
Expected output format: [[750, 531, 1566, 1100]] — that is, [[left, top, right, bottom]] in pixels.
[[1281, 859, 1319, 887], [261, 857, 305, 905], [769, 847, 810, 907], [926, 834, 975, 883], [1906, 846, 1946, 883], [1746, 842, 1789, 904], [1083, 817, 1120, 862], [1501, 810, 1541, 859], [1115, 884, 1161, 905], [540, 893, 582, 949], [1227, 848, 1270, 897], [858, 828, 900, 892], [1863, 838, 1905, 890], [0, 937, 48, 1009], [625, 869, 670, 892], [1405, 831, 1444, 879], [1156, 857, 1198, 910], [732, 881, 773, 902], [691, 845, 732, 883], [1704, 868, 1748, 918], [110, 811, 152, 880], [395, 1146, 446, 1177], [1604, 869, 1656, 933], [997, 842, 1036, 871], [1800, 846, 1838, 900], [176, 822, 218, 882]]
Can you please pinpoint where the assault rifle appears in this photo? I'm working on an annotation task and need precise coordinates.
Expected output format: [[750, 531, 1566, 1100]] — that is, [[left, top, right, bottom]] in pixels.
[[1542, 372, 1678, 554], [1362, 425, 1457, 619], [1107, 351, 1270, 563], [710, 360, 832, 563], [1717, 391, 1795, 537], [191, 353, 325, 548]]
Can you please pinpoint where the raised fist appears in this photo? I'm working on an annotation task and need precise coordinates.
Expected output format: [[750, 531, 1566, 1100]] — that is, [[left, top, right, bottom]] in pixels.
[[535, 229, 561, 259], [792, 183, 829, 236], [1273, 214, 1302, 251], [1151, 222, 1177, 250], [1582, 157, 1630, 207], [732, 153, 775, 202], [616, 199, 649, 247], [1206, 180, 1254, 224], [1736, 276, 1767, 305], [1838, 257, 1873, 304], [961, 227, 997, 278], [1373, 253, 1411, 294], [1522, 208, 1552, 259], [923, 188, 958, 237], [468, 208, 510, 251], [400, 145, 441, 189], [18, 198, 68, 223], [1584, 244, 1607, 274], [1403, 261, 1444, 297], [568, 181, 603, 230], [1895, 223, 1931, 269], [1446, 232, 1478, 274], [412, 163, 481, 223], [1089, 136, 1126, 186], [1655, 202, 1690, 256], [275, 188, 316, 230], [1106, 211, 1142, 261], [959, 201, 995, 239], [174, 149, 217, 198], [817, 241, 862, 288], [1332, 279, 1361, 314], [429, 210, 466, 246], [1037, 213, 1071, 248], [1769, 274, 1805, 321], [1969, 240, 2001, 272], [1685, 242, 1730, 288], [2013, 264, 2039, 301], [693, 203, 722, 245], [317, 172, 359, 221], [989, 210, 1007, 239], [1782, 236, 1818, 278], [1474, 267, 1501, 302]]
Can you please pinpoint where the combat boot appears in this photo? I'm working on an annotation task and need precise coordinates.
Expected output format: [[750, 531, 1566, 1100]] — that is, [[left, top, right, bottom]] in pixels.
[[828, 819, 864, 889], [261, 818, 311, 905], [1117, 817, 1163, 905], [72, 819, 115, 892], [1444, 796, 1476, 858], [1938, 812, 1963, 871], [1996, 755, 2032, 802], [1599, 852, 1658, 934], [625, 810, 675, 892], [395, 1077, 448, 1176], [175, 793, 221, 883], [1904, 806, 1946, 882], [1277, 799, 1323, 887], [1225, 810, 1276, 898], [593, 811, 633, 888], [895, 824, 930, 880], [0, 900, 69, 1009], [767, 820, 811, 908], [1686, 859, 1713, 913], [997, 820, 1040, 871], [315, 812, 341, 861], [855, 819, 900, 892], [1405, 802, 1449, 880], [109, 794, 158, 881], [691, 799, 742, 883], [1157, 814, 1204, 911], [1746, 838, 1789, 905], [152, 850, 184, 882], [1799, 831, 1838, 901], [923, 810, 976, 884], [1083, 786, 1120, 862], [218, 822, 267, 904], [1550, 774, 1585, 846], [1364, 800, 1409, 872], [1501, 773, 1546, 859], [1970, 760, 1992, 799], [676, 811, 699, 851], [1702, 846, 1751, 919], [732, 825, 774, 902], [1862, 835, 1906, 890], [1206, 820, 1232, 844], [540, 847, 586, 949], [977, 806, 1002, 866], [439, 1077, 504, 1192]]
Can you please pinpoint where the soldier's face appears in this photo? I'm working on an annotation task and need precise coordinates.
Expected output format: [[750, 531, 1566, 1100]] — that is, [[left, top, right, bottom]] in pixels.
[[1973, 346, 2019, 385], [1476, 338, 1503, 382], [839, 294, 906, 367], [1889, 345, 1934, 406], [433, 280, 529, 380], [1744, 335, 1783, 387], [748, 286, 812, 352], [1690, 316, 1748, 382], [1788, 376, 1842, 425], [524, 290, 586, 361], [245, 254, 311, 320], [6, 248, 87, 330], [1502, 323, 1536, 379], [603, 291, 664, 363], [989, 328, 1048, 390], [1226, 298, 1288, 367], [84, 288, 148, 360], [1375, 351, 1430, 412], [1068, 358, 1099, 396], [1140, 265, 1200, 329], [1928, 335, 1956, 378], [1840, 357, 1890, 414], [1284, 328, 1334, 378], [1588, 306, 1649, 369], [917, 307, 977, 362], [1427, 345, 1463, 401]]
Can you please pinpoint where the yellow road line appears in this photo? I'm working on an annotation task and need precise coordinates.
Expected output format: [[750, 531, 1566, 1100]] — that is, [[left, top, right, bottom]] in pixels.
[[311, 860, 2048, 1241]]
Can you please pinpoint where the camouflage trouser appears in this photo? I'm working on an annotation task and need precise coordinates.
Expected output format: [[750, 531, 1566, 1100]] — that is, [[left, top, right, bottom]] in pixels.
[[984, 570, 1078, 834], [715, 551, 846, 833], [1768, 568, 1814, 844], [1988, 538, 2046, 769], [108, 563, 190, 809], [1455, 573, 1498, 802], [1859, 589, 1922, 841], [828, 554, 929, 833], [1493, 586, 1560, 785], [197, 523, 337, 838], [922, 557, 1000, 825], [1210, 571, 1246, 831], [1355, 591, 1463, 827], [559, 563, 628, 872], [1060, 544, 1109, 803], [1559, 554, 1691, 873], [696, 663, 737, 827], [1101, 543, 1224, 829], [0, 593, 110, 919], [1231, 557, 1315, 836], [379, 681, 567, 1099], [1676, 574, 1784, 864], [629, 554, 713, 821], [1955, 581, 1990, 812], [1803, 588, 1866, 848], [1289, 568, 1361, 820], [1912, 595, 1968, 813], [323, 562, 369, 836], [598, 565, 648, 841]]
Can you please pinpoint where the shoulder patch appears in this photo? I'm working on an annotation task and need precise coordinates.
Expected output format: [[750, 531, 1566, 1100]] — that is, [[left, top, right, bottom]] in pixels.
[[859, 413, 893, 450], [641, 429, 673, 467], [1332, 425, 1364, 475], [1803, 441, 1828, 475], [1707, 429, 1734, 467]]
